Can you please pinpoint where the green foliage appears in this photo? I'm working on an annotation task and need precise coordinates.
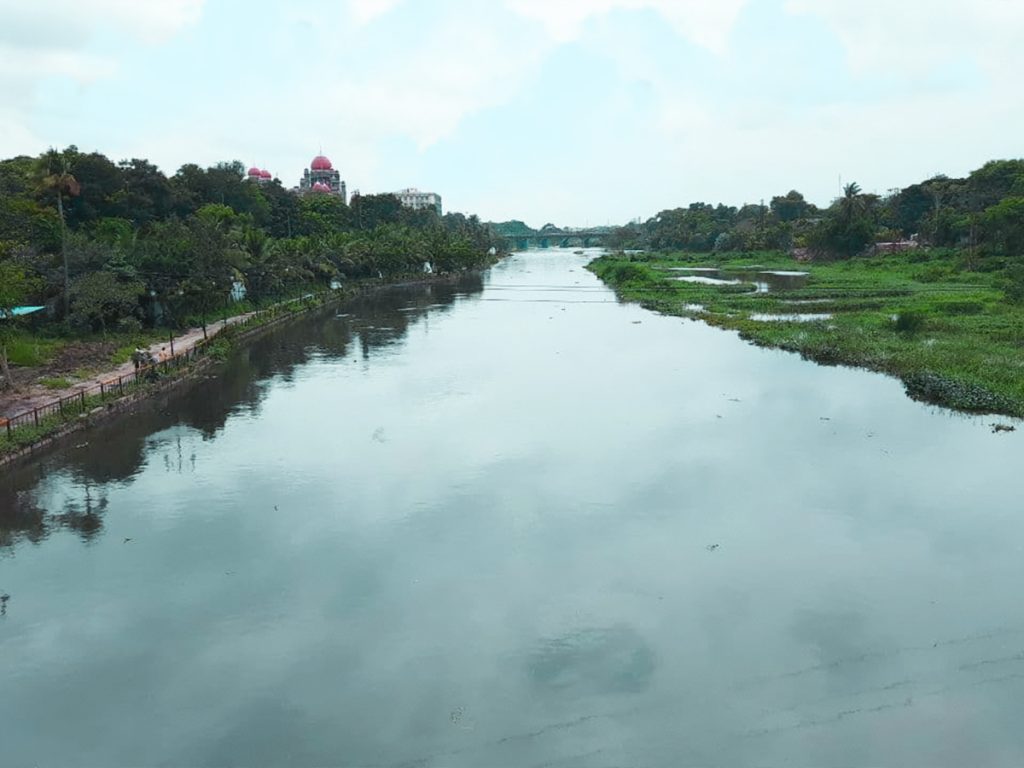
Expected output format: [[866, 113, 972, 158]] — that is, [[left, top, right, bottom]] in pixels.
[[1004, 264, 1024, 304], [770, 190, 812, 223], [894, 311, 926, 334], [0, 144, 498, 349], [967, 160, 1024, 209], [69, 271, 145, 334], [593, 261, 653, 285], [904, 372, 1016, 414], [983, 197, 1024, 255]]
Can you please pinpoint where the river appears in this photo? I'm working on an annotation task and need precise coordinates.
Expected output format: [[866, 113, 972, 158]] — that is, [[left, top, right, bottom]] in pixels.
[[2, 249, 1023, 767]]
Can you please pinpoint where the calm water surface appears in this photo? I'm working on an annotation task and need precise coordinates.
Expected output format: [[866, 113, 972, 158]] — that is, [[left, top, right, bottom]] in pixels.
[[2, 250, 1024, 767]]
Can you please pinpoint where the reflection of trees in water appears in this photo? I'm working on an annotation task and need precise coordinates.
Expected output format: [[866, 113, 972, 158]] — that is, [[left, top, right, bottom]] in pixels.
[[51, 484, 108, 542], [0, 275, 484, 551], [0, 481, 109, 549], [0, 484, 47, 549]]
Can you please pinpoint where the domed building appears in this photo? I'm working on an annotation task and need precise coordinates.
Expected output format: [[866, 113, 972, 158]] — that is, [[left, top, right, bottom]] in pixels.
[[299, 154, 347, 202], [247, 167, 273, 185]]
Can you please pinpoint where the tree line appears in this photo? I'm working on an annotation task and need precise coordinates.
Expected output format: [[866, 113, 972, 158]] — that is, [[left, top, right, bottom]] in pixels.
[[608, 159, 1024, 262], [0, 146, 500, 339]]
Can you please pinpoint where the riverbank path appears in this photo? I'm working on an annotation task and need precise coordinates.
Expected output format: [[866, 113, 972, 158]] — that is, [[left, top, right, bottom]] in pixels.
[[0, 313, 256, 420]]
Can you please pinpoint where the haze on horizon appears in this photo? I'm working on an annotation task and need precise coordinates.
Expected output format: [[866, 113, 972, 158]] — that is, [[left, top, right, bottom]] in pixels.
[[2, 0, 1022, 227]]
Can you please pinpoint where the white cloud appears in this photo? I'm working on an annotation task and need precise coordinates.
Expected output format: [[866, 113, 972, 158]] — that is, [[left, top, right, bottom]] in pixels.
[[348, 0, 404, 25], [330, 20, 546, 149], [0, 0, 204, 156], [0, 46, 117, 83], [505, 0, 748, 53], [0, 0, 204, 46], [784, 0, 1024, 78]]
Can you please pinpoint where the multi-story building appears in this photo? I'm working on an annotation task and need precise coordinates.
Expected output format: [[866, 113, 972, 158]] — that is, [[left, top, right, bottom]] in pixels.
[[299, 154, 347, 202], [394, 188, 442, 215]]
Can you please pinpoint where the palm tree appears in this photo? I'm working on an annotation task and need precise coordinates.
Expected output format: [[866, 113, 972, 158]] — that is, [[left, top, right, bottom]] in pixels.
[[839, 182, 867, 224], [238, 227, 280, 302], [39, 149, 81, 318]]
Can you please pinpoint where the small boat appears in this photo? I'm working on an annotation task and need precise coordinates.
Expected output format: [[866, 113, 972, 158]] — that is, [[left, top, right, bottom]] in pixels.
[[573, 250, 585, 255]]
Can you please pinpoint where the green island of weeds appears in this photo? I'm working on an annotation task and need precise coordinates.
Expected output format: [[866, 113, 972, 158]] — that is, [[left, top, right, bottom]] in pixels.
[[589, 250, 1024, 417]]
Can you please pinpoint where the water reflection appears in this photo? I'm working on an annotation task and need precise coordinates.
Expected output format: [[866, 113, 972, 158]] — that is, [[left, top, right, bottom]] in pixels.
[[666, 267, 809, 293], [529, 625, 656, 695], [0, 274, 484, 551], [1, 253, 1023, 767]]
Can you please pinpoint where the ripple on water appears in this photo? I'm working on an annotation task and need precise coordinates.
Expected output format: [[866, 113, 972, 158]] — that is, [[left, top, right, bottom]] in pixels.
[[527, 625, 655, 696]]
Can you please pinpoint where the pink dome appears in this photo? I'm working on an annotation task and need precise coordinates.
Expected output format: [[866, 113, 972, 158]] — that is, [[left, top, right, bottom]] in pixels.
[[311, 155, 333, 171], [312, 181, 331, 193], [260, 169, 272, 179], [247, 167, 262, 177]]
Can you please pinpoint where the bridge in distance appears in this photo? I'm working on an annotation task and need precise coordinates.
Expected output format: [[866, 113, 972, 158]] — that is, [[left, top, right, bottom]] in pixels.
[[493, 225, 614, 251]]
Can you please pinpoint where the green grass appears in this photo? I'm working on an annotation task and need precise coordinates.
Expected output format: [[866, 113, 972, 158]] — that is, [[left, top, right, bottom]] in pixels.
[[3, 333, 67, 367], [589, 249, 1024, 417], [110, 330, 169, 366], [40, 377, 72, 390]]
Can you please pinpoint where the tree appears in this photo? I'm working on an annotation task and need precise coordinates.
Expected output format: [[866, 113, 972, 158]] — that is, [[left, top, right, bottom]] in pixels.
[[349, 193, 402, 230], [770, 190, 811, 223], [982, 197, 1024, 256], [838, 183, 868, 224], [237, 226, 283, 302], [69, 271, 145, 335], [64, 150, 124, 226], [113, 158, 172, 224], [182, 214, 238, 335], [297, 194, 351, 237], [0, 260, 38, 391], [808, 182, 877, 259], [38, 149, 82, 318], [967, 160, 1024, 210]]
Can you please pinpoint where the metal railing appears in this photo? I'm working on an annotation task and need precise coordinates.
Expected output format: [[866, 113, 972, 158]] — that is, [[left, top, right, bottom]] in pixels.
[[0, 293, 322, 448]]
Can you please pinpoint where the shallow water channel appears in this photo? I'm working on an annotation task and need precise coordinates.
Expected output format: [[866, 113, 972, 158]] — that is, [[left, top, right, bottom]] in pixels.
[[2, 250, 1023, 767]]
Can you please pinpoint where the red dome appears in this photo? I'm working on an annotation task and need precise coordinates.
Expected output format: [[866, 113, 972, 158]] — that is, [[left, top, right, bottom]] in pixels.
[[312, 181, 331, 193], [260, 169, 272, 179], [311, 155, 333, 171], [247, 166, 262, 177]]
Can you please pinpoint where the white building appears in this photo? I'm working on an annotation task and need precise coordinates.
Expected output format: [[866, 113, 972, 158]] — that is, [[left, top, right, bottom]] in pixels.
[[394, 188, 442, 215]]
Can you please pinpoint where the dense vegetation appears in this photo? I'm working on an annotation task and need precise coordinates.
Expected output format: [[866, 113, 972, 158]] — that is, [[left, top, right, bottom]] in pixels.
[[591, 159, 1024, 418], [0, 145, 500, 389], [608, 160, 1024, 267]]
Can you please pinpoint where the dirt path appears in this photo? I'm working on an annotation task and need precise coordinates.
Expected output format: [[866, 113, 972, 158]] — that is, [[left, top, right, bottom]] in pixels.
[[0, 314, 255, 420]]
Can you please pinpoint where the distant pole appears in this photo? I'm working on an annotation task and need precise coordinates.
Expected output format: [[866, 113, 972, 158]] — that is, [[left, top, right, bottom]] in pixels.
[[169, 330, 175, 356]]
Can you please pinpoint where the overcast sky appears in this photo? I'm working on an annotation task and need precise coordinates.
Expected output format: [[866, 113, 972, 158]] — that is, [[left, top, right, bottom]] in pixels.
[[1, 0, 1022, 226]]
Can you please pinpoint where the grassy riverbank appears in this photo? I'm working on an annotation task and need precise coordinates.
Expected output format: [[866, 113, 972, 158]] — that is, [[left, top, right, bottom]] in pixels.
[[589, 250, 1024, 417]]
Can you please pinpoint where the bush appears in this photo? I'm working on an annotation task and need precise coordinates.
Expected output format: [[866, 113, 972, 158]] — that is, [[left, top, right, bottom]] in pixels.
[[1004, 264, 1024, 304], [602, 263, 651, 285], [894, 311, 927, 334], [904, 372, 1018, 414], [938, 300, 985, 316], [916, 264, 954, 283]]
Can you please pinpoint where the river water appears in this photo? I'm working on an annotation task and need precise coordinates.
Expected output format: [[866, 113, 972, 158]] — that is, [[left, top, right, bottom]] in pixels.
[[2, 250, 1023, 767]]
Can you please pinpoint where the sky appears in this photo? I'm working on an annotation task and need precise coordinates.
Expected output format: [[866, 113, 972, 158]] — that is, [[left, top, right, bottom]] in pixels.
[[1, 0, 1022, 226]]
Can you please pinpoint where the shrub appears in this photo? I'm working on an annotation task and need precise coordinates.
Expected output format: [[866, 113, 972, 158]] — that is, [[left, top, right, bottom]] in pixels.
[[905, 372, 1018, 414], [1004, 264, 1024, 304], [938, 300, 985, 316], [605, 263, 651, 285], [894, 311, 926, 334]]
